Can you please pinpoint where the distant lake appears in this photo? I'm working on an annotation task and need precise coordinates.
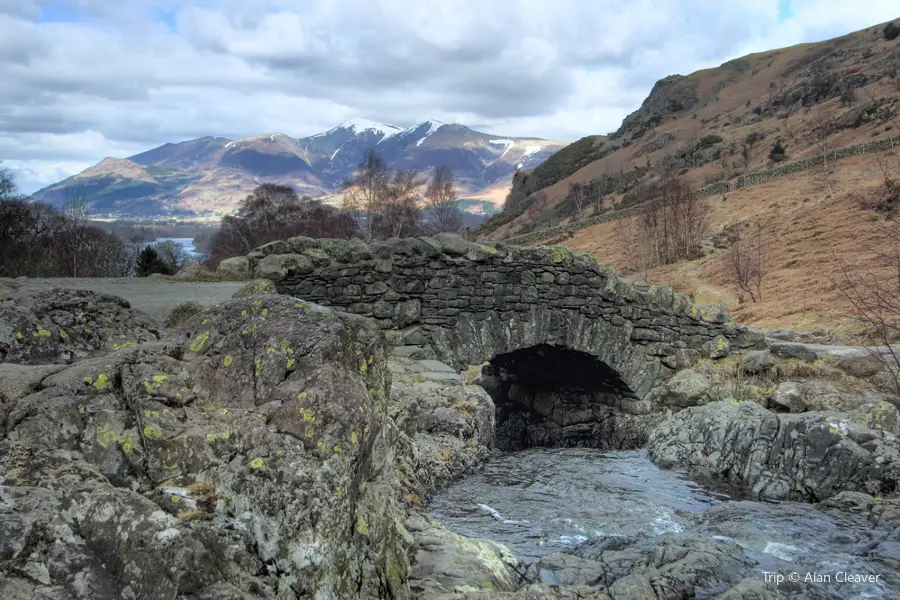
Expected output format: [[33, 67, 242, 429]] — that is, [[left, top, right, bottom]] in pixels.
[[132, 237, 203, 259]]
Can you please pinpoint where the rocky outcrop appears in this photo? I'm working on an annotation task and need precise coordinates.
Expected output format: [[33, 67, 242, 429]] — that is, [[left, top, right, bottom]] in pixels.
[[0, 294, 410, 600], [648, 400, 900, 501], [0, 287, 160, 365], [389, 355, 495, 504]]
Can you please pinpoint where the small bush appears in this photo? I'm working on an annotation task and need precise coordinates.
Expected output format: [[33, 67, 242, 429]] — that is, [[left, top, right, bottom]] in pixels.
[[165, 301, 203, 329], [884, 22, 900, 41], [698, 134, 724, 148], [769, 140, 787, 162]]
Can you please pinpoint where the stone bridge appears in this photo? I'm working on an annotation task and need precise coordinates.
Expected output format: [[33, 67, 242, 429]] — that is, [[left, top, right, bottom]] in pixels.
[[232, 233, 763, 449]]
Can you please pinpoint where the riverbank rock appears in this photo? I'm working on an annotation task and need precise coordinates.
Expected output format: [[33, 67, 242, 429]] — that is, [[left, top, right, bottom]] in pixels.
[[389, 355, 495, 505], [0, 287, 160, 365], [406, 515, 525, 596], [648, 400, 900, 501], [0, 295, 410, 600]]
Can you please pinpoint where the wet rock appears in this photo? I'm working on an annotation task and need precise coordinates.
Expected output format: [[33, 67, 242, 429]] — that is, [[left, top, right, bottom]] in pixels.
[[648, 400, 900, 501], [0, 287, 159, 365], [406, 515, 524, 594]]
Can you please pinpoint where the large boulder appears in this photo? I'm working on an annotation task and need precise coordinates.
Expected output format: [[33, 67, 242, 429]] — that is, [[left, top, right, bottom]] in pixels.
[[659, 369, 712, 408], [0, 287, 160, 365], [216, 256, 251, 280], [0, 295, 410, 600], [648, 400, 900, 501]]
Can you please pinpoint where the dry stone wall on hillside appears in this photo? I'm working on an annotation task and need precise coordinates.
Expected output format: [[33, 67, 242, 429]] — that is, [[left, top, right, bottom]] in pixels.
[[505, 135, 899, 246]]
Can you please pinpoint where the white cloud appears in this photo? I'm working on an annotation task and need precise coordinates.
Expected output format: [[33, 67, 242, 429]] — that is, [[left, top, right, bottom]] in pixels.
[[1, 0, 898, 193]]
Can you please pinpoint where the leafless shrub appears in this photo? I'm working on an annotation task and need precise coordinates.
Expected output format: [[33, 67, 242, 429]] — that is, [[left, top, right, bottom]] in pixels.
[[723, 221, 768, 303]]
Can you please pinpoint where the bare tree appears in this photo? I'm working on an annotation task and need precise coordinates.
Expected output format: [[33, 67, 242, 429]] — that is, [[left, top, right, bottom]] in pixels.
[[0, 162, 15, 199], [424, 165, 462, 233], [373, 169, 426, 238], [342, 149, 392, 240], [568, 182, 588, 217], [811, 105, 837, 199], [724, 221, 767, 303], [57, 186, 93, 277]]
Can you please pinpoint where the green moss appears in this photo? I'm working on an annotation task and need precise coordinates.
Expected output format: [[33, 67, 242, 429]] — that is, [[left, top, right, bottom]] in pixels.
[[224, 355, 233, 367], [356, 518, 370, 536], [189, 331, 210, 352], [548, 245, 573, 264], [144, 425, 163, 440]]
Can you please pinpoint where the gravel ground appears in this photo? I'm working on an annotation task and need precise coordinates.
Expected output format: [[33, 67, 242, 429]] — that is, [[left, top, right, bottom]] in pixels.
[[13, 278, 246, 324]]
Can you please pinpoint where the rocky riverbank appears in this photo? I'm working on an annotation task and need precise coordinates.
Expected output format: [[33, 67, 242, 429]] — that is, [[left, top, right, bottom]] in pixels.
[[1, 278, 899, 599]]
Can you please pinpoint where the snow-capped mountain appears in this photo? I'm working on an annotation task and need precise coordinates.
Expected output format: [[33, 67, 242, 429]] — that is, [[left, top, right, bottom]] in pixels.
[[32, 121, 566, 217]]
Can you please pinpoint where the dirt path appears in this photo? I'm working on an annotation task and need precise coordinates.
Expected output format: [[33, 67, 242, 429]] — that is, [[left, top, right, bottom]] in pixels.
[[15, 278, 246, 323]]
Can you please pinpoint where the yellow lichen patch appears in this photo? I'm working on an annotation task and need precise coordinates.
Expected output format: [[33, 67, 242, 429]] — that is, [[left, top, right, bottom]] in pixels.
[[201, 319, 208, 325], [280, 340, 294, 354], [255, 359, 262, 377], [83, 326, 92, 333], [286, 358, 295, 370], [189, 331, 210, 352], [356, 518, 369, 536], [250, 457, 265, 469], [144, 409, 160, 419], [33, 328, 52, 338], [15, 331, 23, 340], [261, 308, 269, 317], [435, 445, 453, 462], [144, 425, 163, 440], [333, 445, 341, 453], [59, 329, 69, 340], [305, 425, 315, 438], [298, 391, 308, 399], [92, 374, 112, 391], [351, 431, 358, 445], [152, 375, 168, 384], [241, 310, 248, 318], [171, 495, 181, 504], [298, 407, 315, 422], [267, 347, 276, 354], [206, 433, 218, 442], [224, 355, 233, 367]]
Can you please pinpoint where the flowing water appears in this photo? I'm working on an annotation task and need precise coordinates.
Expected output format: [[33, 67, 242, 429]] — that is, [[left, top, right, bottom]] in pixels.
[[429, 448, 897, 599]]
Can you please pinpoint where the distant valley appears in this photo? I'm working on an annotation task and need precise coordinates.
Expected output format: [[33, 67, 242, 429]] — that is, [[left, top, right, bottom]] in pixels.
[[32, 119, 566, 219]]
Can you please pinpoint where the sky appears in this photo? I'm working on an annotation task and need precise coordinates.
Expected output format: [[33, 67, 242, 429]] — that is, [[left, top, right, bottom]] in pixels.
[[0, 0, 898, 194]]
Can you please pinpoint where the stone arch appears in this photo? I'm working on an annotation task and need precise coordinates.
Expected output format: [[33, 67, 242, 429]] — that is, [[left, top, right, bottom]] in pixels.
[[427, 306, 662, 402]]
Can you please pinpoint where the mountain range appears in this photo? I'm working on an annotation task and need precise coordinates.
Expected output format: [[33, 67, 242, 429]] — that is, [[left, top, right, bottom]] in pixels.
[[31, 119, 566, 218]]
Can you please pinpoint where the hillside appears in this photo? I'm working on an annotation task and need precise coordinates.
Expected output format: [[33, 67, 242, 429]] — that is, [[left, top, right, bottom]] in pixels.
[[31, 120, 565, 218], [476, 20, 900, 241], [469, 19, 900, 337]]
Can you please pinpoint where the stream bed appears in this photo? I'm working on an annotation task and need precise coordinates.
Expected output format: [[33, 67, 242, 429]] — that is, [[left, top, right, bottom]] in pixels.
[[429, 448, 897, 599]]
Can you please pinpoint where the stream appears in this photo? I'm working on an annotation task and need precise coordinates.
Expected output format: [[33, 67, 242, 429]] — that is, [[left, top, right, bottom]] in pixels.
[[429, 448, 897, 599]]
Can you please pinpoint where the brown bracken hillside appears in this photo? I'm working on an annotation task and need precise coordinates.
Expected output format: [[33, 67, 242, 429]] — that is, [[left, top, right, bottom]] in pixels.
[[476, 19, 900, 337]]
